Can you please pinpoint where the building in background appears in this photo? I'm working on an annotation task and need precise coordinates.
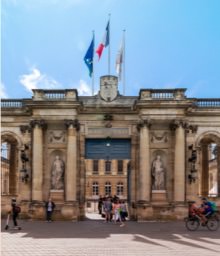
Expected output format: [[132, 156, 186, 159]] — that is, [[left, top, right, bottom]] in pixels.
[[1, 75, 220, 220]]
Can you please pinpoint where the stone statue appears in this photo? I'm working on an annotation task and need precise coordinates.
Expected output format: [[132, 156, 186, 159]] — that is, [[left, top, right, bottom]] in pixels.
[[51, 156, 65, 190], [151, 155, 165, 190]]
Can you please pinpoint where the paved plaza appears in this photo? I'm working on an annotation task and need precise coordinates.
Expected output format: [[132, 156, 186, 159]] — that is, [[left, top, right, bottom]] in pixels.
[[1, 214, 220, 256]]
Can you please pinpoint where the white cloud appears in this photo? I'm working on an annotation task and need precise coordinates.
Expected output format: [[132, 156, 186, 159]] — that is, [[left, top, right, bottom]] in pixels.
[[0, 82, 8, 98], [19, 67, 61, 92], [75, 80, 92, 96], [187, 80, 207, 97]]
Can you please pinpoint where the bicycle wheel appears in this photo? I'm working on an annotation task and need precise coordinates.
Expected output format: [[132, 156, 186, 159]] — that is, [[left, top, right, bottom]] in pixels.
[[185, 218, 200, 231], [206, 219, 219, 231]]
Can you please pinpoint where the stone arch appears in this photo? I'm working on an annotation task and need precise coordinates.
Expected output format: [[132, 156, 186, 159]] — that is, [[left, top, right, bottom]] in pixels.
[[195, 130, 220, 148], [1, 131, 23, 195], [195, 131, 220, 197], [1, 131, 23, 149]]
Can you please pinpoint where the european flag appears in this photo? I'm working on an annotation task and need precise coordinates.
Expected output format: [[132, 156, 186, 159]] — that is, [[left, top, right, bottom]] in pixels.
[[84, 35, 94, 77]]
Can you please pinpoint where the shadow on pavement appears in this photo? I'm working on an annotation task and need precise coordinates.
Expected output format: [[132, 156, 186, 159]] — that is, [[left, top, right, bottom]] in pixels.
[[1, 216, 220, 252]]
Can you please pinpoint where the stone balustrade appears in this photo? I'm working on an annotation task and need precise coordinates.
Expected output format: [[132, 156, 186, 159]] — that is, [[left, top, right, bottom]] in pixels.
[[195, 99, 220, 107], [32, 89, 78, 100], [2, 90, 220, 109], [139, 88, 186, 100], [1, 99, 23, 108]]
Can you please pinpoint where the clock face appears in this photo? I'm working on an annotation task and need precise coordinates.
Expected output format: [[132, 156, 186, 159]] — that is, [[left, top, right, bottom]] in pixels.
[[100, 78, 118, 102]]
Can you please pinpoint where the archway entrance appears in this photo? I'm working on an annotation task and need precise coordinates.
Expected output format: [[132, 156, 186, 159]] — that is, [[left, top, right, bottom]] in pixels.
[[1, 137, 19, 196], [84, 138, 131, 219], [199, 135, 220, 197]]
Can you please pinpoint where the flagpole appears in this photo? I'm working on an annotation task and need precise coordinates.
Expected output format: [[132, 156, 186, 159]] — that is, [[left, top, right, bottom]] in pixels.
[[108, 13, 111, 75], [123, 29, 126, 95], [92, 30, 95, 96]]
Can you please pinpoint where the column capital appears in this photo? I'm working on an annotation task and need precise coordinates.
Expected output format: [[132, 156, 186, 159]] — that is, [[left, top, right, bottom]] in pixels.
[[64, 119, 80, 131], [170, 120, 188, 131], [20, 125, 31, 134], [30, 119, 47, 129], [186, 124, 198, 134], [137, 119, 152, 131]]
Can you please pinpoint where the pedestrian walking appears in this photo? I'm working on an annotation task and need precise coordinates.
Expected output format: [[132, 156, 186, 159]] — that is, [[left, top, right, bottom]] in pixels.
[[113, 199, 124, 227], [103, 197, 112, 223], [120, 200, 128, 223], [5, 198, 22, 230], [98, 195, 103, 215]]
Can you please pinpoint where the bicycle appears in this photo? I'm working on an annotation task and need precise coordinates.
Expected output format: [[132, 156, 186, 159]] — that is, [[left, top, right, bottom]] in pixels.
[[185, 211, 219, 231]]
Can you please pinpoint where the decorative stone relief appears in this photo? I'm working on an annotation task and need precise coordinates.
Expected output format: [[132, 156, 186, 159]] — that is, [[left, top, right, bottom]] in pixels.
[[88, 127, 129, 136], [151, 132, 168, 143], [140, 90, 151, 100], [48, 130, 66, 143], [100, 76, 118, 102]]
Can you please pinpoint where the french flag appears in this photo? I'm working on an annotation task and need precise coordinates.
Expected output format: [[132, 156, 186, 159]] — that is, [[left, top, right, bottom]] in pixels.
[[96, 20, 109, 60]]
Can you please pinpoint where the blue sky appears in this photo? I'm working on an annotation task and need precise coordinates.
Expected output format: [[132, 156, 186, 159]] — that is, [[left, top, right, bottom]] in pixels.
[[1, 0, 220, 99]]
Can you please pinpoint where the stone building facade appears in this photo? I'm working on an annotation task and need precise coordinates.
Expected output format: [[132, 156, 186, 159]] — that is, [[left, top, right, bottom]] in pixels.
[[1, 75, 220, 220]]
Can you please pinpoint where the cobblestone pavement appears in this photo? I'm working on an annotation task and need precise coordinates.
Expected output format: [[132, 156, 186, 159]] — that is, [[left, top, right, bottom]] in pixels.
[[1, 215, 220, 256]]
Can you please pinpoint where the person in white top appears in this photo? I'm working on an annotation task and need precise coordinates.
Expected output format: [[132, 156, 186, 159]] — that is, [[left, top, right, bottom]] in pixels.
[[113, 200, 124, 227]]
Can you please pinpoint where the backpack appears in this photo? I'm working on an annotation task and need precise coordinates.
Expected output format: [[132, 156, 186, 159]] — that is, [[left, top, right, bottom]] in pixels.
[[14, 206, 21, 213], [209, 201, 217, 212]]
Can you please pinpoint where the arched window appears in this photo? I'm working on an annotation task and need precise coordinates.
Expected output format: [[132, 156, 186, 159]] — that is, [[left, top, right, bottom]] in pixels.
[[116, 182, 124, 196], [208, 143, 218, 196], [92, 182, 99, 196], [105, 182, 111, 196], [1, 142, 11, 195], [198, 134, 219, 197], [1, 137, 19, 195]]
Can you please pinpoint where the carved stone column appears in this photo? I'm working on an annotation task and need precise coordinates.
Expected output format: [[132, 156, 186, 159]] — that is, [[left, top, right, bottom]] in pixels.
[[171, 120, 187, 203], [65, 119, 80, 202], [30, 120, 46, 202], [137, 119, 151, 202]]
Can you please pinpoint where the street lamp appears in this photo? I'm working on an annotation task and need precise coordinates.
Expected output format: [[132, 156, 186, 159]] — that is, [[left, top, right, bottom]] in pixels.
[[188, 145, 197, 184]]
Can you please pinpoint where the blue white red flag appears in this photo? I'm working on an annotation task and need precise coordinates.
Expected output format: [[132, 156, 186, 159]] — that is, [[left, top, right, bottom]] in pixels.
[[96, 20, 109, 60]]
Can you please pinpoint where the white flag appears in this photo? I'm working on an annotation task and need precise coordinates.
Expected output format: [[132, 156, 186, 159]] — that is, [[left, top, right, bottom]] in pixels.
[[115, 39, 124, 80]]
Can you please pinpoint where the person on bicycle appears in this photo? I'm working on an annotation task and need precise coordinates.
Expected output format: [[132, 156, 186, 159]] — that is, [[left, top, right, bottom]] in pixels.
[[201, 197, 214, 217], [188, 201, 199, 217], [188, 200, 207, 225]]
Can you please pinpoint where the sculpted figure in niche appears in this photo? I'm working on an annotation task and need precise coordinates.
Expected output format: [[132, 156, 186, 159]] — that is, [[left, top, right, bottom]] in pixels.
[[51, 155, 65, 190], [151, 155, 165, 190]]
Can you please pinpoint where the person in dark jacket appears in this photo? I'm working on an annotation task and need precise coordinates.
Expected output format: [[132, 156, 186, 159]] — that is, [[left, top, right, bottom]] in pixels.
[[11, 198, 21, 229], [45, 198, 56, 222], [98, 196, 103, 215]]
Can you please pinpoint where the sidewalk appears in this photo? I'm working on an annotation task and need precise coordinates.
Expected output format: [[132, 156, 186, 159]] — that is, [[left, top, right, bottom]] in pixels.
[[1, 215, 220, 256]]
